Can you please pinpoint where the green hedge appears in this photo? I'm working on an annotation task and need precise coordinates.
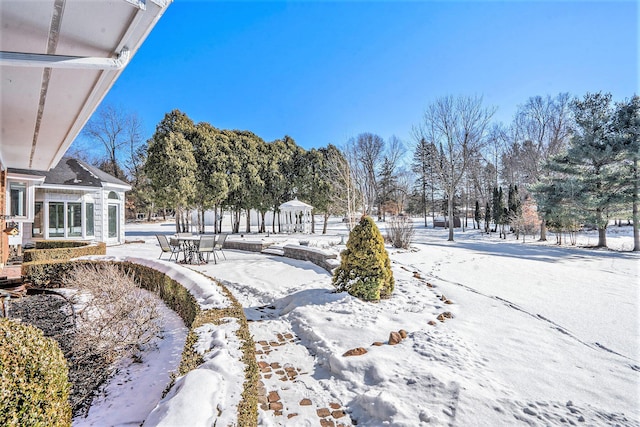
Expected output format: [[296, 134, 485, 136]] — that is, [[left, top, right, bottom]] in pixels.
[[0, 318, 71, 426], [35, 241, 89, 250], [119, 262, 200, 327], [23, 242, 106, 263]]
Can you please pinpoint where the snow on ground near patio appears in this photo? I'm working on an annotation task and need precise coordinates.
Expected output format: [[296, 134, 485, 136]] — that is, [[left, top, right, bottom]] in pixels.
[[97, 219, 638, 426], [73, 301, 187, 427]]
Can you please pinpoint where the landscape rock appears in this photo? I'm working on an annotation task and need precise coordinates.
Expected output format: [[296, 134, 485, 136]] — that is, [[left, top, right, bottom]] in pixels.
[[317, 408, 331, 417], [343, 347, 368, 357], [389, 331, 403, 345]]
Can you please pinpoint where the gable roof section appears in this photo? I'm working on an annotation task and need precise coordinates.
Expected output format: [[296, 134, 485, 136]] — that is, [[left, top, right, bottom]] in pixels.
[[8, 157, 130, 189]]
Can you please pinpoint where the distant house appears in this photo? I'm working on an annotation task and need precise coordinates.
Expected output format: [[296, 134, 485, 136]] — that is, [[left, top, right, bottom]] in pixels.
[[433, 217, 461, 228], [6, 158, 130, 248]]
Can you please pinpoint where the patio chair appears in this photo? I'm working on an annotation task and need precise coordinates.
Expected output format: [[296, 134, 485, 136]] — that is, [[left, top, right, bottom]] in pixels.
[[215, 233, 228, 260], [196, 235, 217, 264], [156, 234, 182, 261], [177, 232, 193, 237]]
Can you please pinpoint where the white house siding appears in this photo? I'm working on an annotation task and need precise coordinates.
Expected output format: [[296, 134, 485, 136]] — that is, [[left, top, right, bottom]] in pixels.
[[94, 189, 104, 242]]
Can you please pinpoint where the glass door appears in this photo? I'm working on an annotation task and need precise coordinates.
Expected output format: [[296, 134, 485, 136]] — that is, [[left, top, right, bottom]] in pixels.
[[108, 205, 118, 238]]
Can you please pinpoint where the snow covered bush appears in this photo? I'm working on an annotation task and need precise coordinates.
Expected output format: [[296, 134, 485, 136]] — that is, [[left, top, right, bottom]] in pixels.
[[0, 318, 71, 426], [386, 215, 415, 249], [332, 216, 394, 301]]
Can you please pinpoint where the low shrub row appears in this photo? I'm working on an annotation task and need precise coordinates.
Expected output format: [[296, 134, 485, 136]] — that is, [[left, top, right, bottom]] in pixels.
[[22, 260, 83, 287], [119, 262, 200, 327], [35, 241, 89, 250], [23, 242, 106, 263]]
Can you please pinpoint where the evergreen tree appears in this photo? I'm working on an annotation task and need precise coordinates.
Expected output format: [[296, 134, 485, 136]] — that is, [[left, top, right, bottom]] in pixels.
[[332, 216, 394, 301], [300, 148, 333, 234], [484, 200, 491, 233], [507, 184, 523, 237], [613, 96, 640, 251], [224, 130, 264, 233], [474, 200, 481, 229], [145, 131, 197, 233], [145, 110, 197, 233], [192, 122, 230, 233], [547, 92, 624, 247], [492, 186, 507, 238]]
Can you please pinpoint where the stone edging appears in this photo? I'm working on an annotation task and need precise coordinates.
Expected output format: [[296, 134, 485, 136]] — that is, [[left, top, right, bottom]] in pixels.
[[221, 238, 341, 273], [281, 245, 339, 272]]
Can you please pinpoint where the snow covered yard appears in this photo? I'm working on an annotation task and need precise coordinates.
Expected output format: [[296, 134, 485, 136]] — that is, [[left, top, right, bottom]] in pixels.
[[95, 220, 638, 426]]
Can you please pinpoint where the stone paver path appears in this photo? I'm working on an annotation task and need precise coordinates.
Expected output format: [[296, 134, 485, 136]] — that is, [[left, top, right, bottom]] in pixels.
[[250, 313, 352, 426]]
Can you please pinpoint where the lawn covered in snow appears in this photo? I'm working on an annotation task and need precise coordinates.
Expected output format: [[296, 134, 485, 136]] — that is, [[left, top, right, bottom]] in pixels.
[[85, 218, 638, 426]]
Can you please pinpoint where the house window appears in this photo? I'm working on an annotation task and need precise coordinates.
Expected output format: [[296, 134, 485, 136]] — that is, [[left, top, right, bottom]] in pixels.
[[108, 205, 118, 238], [85, 203, 94, 237], [49, 202, 65, 237], [67, 203, 82, 237], [9, 182, 27, 217], [108, 191, 119, 200], [32, 202, 43, 238]]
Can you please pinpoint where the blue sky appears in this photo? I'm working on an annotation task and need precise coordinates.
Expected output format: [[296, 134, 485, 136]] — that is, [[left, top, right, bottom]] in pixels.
[[82, 0, 638, 152]]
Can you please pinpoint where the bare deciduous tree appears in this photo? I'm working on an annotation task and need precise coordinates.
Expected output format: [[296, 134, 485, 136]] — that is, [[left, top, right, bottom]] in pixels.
[[344, 133, 385, 216], [510, 93, 572, 240], [324, 145, 361, 231], [417, 95, 495, 241], [82, 104, 143, 181]]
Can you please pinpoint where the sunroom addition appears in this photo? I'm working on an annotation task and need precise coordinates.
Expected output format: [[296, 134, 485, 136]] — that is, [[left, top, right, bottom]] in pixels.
[[6, 158, 130, 248]]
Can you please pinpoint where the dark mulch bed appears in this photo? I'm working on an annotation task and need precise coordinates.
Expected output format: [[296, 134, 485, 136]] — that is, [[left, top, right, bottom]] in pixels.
[[9, 293, 110, 417]]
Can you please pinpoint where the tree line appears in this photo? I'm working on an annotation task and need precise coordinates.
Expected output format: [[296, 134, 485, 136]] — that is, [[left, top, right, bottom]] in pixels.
[[409, 93, 638, 251], [76, 91, 638, 251]]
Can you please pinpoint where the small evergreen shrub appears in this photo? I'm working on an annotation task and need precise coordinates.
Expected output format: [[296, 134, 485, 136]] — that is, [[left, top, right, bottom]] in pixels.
[[0, 318, 71, 426], [332, 216, 394, 301]]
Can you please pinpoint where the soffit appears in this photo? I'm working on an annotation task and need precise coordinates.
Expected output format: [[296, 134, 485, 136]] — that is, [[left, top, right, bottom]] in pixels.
[[0, 0, 171, 171]]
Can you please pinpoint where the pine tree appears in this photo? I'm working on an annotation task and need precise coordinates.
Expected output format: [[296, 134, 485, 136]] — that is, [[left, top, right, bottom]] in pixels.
[[546, 92, 624, 247], [507, 184, 523, 238], [332, 216, 394, 301], [484, 201, 491, 233], [613, 96, 640, 251], [492, 186, 507, 238]]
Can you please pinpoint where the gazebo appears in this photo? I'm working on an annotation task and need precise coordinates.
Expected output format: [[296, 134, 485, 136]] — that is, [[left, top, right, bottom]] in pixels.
[[279, 199, 313, 233]]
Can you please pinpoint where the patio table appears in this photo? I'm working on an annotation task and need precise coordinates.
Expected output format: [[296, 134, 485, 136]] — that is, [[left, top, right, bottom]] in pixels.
[[174, 235, 203, 264]]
